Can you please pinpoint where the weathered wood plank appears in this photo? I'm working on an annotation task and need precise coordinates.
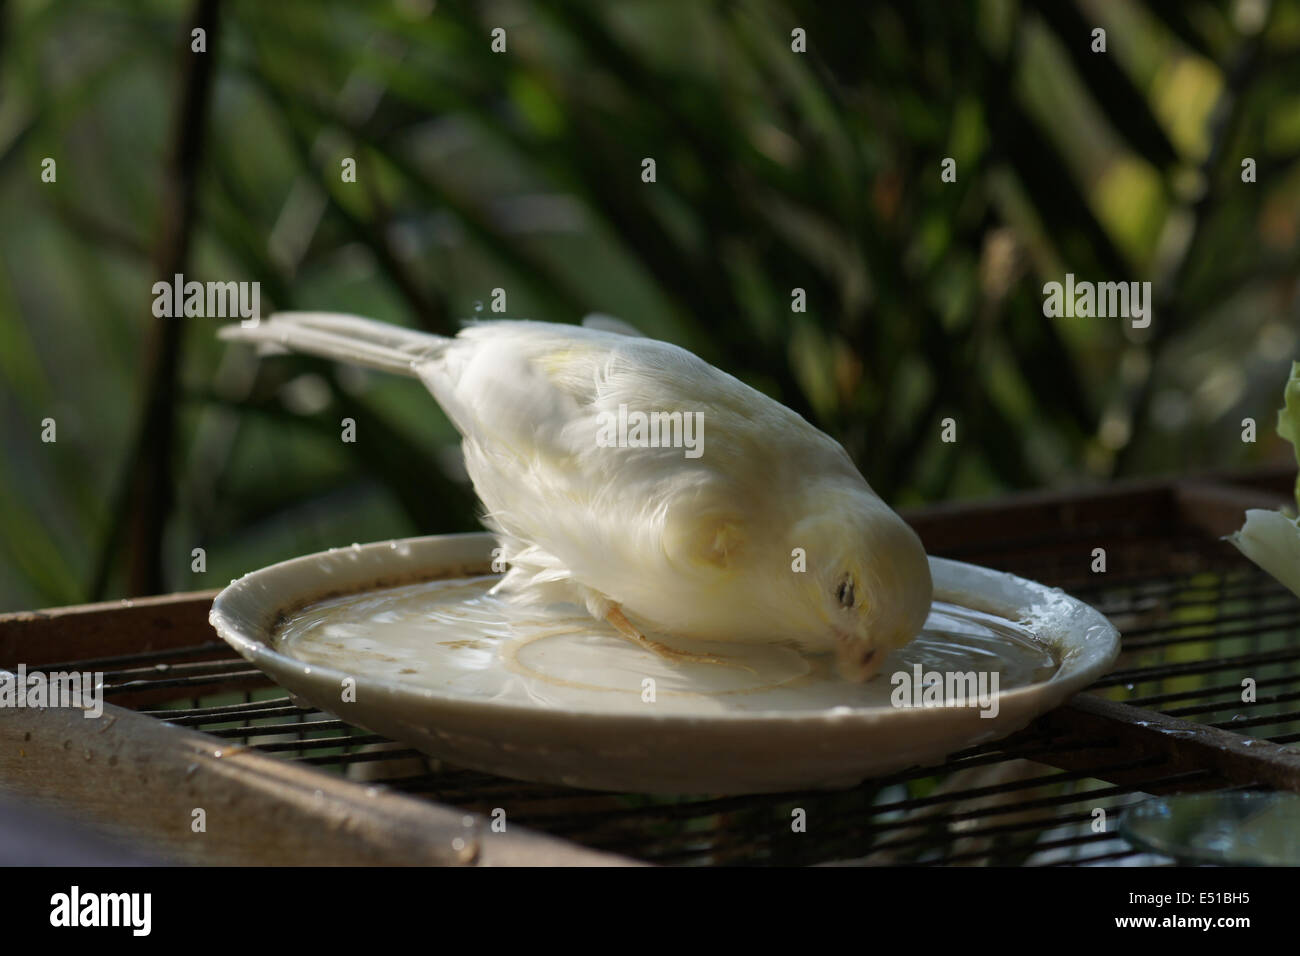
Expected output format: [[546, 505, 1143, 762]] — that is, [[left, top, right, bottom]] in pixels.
[[0, 591, 219, 667], [1029, 694, 1300, 793], [0, 695, 637, 866]]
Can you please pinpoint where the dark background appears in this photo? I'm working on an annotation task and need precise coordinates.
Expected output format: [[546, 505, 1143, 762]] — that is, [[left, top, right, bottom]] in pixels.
[[2, 0, 1298, 612]]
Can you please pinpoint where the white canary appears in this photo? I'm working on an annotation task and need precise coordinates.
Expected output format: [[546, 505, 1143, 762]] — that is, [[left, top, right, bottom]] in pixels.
[[219, 313, 933, 681]]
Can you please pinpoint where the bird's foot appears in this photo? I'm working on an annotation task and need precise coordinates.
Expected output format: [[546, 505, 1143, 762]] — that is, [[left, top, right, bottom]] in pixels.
[[604, 606, 730, 667]]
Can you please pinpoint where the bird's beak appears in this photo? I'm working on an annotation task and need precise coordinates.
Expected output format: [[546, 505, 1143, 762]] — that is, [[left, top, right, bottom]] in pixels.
[[834, 631, 882, 683]]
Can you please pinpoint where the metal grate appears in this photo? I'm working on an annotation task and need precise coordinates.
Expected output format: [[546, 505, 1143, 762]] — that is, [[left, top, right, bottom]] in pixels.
[[8, 474, 1300, 865]]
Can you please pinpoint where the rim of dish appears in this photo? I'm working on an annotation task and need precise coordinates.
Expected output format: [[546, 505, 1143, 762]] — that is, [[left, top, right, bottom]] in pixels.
[[209, 534, 1121, 724]]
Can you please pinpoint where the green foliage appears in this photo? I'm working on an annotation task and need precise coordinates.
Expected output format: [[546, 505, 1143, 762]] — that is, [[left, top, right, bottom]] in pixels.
[[1, 0, 1298, 609]]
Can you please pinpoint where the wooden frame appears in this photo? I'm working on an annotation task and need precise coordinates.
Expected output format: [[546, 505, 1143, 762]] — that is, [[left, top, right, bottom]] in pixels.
[[2, 467, 1296, 864]]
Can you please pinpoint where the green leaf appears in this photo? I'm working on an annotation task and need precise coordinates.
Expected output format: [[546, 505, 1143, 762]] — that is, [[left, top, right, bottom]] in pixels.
[[1030, 0, 1180, 168], [1277, 360, 1300, 510]]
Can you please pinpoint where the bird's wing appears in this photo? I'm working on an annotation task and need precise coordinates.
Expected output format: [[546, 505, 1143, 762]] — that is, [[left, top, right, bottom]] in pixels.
[[418, 321, 801, 608], [580, 313, 645, 337], [420, 319, 794, 462]]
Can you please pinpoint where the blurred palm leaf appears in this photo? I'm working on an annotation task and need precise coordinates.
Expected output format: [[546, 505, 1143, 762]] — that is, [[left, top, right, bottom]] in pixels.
[[1, 0, 1298, 608]]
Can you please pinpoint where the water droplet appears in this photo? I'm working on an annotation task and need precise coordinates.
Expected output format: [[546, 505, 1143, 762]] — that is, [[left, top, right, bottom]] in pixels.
[[472, 300, 484, 313]]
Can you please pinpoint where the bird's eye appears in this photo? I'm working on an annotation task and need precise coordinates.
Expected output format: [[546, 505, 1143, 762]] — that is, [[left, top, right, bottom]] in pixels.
[[835, 576, 855, 608]]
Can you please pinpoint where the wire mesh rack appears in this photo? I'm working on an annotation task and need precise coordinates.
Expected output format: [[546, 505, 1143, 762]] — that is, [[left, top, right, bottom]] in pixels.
[[3, 468, 1298, 865]]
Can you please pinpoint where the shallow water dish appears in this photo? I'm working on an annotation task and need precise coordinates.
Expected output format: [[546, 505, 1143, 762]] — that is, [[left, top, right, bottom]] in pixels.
[[209, 533, 1119, 794]]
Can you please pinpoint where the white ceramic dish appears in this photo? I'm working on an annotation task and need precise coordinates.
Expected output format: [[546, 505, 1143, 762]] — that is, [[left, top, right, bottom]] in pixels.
[[209, 533, 1119, 794]]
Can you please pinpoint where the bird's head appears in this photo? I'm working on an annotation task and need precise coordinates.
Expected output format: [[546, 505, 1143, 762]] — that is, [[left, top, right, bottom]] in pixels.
[[790, 485, 933, 682]]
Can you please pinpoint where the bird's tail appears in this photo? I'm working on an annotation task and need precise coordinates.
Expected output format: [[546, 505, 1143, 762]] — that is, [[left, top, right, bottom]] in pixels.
[[218, 312, 448, 377]]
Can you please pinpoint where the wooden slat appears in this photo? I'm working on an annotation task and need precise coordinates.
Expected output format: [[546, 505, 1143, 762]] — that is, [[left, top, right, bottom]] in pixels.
[[901, 466, 1297, 556], [0, 694, 637, 866], [902, 480, 1178, 557], [0, 591, 218, 666], [1173, 479, 1292, 539], [1029, 694, 1300, 793]]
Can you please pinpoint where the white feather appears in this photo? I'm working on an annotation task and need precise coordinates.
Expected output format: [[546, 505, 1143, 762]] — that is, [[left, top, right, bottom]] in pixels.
[[221, 312, 933, 673]]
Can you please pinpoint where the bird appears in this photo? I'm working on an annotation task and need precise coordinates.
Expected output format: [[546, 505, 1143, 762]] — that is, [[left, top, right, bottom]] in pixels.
[[219, 312, 933, 681]]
